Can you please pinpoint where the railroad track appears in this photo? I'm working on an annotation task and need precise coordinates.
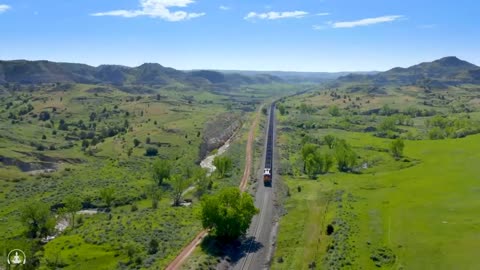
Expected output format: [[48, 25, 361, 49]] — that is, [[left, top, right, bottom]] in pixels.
[[237, 103, 276, 270]]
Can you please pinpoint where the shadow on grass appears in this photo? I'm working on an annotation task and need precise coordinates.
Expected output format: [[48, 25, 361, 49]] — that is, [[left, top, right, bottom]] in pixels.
[[200, 235, 263, 264]]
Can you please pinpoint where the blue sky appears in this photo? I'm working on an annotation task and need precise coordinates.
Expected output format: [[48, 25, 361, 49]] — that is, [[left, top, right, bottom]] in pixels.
[[0, 0, 478, 72]]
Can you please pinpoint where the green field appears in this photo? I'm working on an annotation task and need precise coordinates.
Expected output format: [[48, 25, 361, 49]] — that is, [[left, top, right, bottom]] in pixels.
[[273, 85, 480, 269], [0, 82, 301, 269]]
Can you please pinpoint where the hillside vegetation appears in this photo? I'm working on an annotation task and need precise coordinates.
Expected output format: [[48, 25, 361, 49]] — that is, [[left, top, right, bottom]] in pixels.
[[0, 67, 301, 269], [273, 57, 480, 269], [0, 60, 283, 86]]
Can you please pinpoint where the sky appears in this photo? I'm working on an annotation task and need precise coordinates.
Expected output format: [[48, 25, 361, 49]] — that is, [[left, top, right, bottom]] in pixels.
[[0, 0, 479, 72]]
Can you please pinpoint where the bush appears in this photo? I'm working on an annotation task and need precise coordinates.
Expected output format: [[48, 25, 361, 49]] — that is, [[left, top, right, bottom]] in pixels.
[[390, 138, 405, 159], [38, 111, 51, 121], [148, 239, 159, 254], [262, 107, 268, 115], [133, 138, 141, 147], [145, 147, 158, 156], [429, 127, 445, 140], [328, 105, 341, 117], [213, 156, 232, 178]]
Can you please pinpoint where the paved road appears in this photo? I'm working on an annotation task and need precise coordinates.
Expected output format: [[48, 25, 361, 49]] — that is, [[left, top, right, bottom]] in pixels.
[[234, 104, 277, 270]]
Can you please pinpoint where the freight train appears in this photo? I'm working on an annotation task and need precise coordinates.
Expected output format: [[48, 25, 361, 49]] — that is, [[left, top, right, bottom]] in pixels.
[[263, 103, 275, 187]]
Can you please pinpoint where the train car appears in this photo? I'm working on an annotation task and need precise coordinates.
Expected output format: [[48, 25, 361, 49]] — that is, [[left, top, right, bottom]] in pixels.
[[263, 168, 272, 186]]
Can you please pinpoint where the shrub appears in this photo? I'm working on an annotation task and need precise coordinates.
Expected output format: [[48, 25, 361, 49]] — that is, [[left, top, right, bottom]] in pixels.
[[38, 111, 51, 121], [390, 138, 405, 159], [213, 156, 232, 178], [145, 147, 158, 156], [148, 239, 159, 254], [133, 138, 141, 147], [328, 105, 341, 117]]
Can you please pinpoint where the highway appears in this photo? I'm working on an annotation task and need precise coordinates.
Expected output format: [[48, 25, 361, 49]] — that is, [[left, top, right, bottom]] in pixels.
[[234, 103, 277, 270]]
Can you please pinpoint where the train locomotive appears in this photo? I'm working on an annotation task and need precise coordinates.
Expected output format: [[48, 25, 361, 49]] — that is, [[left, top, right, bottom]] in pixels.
[[263, 103, 275, 187]]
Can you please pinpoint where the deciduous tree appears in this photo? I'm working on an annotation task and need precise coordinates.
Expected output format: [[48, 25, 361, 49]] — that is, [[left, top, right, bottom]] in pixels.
[[62, 195, 82, 228], [201, 188, 258, 240], [390, 138, 405, 159], [100, 188, 115, 209], [152, 159, 171, 186]]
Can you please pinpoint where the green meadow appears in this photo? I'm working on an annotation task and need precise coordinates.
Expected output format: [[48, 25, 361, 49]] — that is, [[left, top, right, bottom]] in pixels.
[[273, 85, 480, 269], [0, 82, 301, 269]]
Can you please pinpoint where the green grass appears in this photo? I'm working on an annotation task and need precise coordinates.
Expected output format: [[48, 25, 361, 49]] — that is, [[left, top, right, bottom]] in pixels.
[[274, 132, 480, 269], [0, 82, 302, 269]]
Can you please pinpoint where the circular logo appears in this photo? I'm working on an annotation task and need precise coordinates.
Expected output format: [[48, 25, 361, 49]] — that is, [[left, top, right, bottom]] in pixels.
[[7, 249, 26, 265]]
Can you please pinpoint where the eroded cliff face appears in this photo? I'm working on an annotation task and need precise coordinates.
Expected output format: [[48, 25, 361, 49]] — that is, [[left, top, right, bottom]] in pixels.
[[199, 113, 242, 160]]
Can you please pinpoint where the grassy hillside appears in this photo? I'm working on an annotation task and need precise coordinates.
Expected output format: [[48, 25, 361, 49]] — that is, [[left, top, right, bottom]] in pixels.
[[0, 60, 283, 86], [273, 83, 480, 269], [0, 81, 301, 269], [338, 57, 480, 87]]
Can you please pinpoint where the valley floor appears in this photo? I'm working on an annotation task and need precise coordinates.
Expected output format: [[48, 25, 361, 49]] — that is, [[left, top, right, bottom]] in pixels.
[[274, 133, 480, 269]]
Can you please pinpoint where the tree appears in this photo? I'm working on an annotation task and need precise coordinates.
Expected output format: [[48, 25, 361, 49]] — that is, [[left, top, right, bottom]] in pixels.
[[58, 119, 68, 131], [193, 168, 211, 198], [89, 112, 97, 122], [304, 154, 318, 179], [146, 184, 162, 209], [378, 116, 397, 133], [133, 138, 141, 147], [148, 239, 159, 254], [301, 143, 317, 173], [38, 111, 51, 121], [261, 107, 268, 115], [170, 174, 191, 206], [100, 188, 115, 209], [145, 147, 158, 156], [213, 156, 232, 178], [390, 138, 405, 159], [328, 105, 341, 117], [146, 137, 151, 144], [380, 104, 395, 116], [152, 159, 171, 186], [334, 139, 357, 172], [304, 149, 334, 179], [62, 195, 83, 228], [277, 104, 286, 115], [20, 201, 55, 238], [201, 187, 258, 240], [324, 134, 336, 149], [125, 242, 138, 262]]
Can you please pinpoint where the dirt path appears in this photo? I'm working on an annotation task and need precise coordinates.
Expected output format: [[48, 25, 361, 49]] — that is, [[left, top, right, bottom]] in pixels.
[[165, 105, 263, 270]]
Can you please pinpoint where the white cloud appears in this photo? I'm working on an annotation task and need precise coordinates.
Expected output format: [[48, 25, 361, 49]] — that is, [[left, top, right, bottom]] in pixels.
[[91, 0, 205, 22], [0, 4, 11, 13], [244, 11, 308, 21], [316, 12, 329, 16], [331, 15, 403, 28], [219, 5, 230, 11]]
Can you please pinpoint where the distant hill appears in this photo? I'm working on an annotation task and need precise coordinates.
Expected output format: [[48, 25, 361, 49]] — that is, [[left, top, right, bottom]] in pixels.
[[0, 60, 283, 87], [338, 57, 480, 87], [217, 70, 379, 83]]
